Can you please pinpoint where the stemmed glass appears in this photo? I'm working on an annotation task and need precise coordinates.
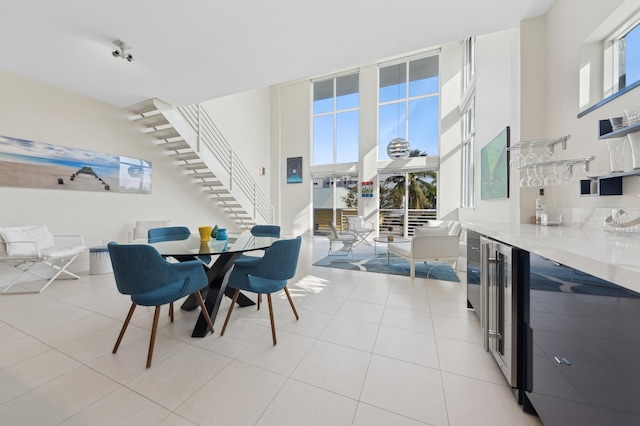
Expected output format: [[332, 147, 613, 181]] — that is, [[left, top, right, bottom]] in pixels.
[[531, 164, 543, 187], [559, 163, 574, 184], [544, 163, 560, 186], [539, 144, 553, 162], [523, 144, 539, 166], [520, 166, 534, 188], [510, 146, 524, 170]]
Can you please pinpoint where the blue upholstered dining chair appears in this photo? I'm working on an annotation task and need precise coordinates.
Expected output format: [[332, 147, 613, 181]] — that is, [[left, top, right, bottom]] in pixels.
[[108, 242, 214, 368], [220, 236, 302, 345], [147, 226, 191, 243], [250, 225, 281, 237], [149, 225, 212, 265], [246, 225, 281, 309]]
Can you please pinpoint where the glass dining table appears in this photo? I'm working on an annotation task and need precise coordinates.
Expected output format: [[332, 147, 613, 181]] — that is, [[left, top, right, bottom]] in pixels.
[[148, 231, 279, 337]]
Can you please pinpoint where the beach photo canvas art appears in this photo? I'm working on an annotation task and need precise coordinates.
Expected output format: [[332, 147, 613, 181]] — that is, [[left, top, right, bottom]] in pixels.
[[0, 135, 152, 194]]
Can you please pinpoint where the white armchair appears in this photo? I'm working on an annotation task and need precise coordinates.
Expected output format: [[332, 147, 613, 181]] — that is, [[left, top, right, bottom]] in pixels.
[[0, 225, 86, 294], [387, 220, 461, 278]]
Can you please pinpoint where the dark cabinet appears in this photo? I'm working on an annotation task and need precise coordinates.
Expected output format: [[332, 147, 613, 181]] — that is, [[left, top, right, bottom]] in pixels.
[[523, 253, 640, 425]]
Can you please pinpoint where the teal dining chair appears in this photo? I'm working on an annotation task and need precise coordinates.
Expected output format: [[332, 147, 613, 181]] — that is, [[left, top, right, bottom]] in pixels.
[[250, 225, 281, 237], [108, 242, 215, 368], [246, 225, 281, 309], [149, 225, 212, 266], [147, 226, 191, 243], [220, 236, 302, 345]]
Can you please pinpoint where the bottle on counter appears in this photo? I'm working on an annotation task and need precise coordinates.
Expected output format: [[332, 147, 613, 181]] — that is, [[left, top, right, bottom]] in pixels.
[[535, 189, 547, 225]]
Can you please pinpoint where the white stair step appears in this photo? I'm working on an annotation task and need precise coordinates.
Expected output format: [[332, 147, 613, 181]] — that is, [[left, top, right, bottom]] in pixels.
[[182, 162, 207, 170], [199, 180, 223, 187], [127, 99, 159, 116], [159, 140, 189, 151], [207, 188, 229, 194], [191, 172, 216, 179], [216, 196, 236, 202], [134, 113, 169, 128], [171, 152, 199, 161], [148, 127, 180, 139]]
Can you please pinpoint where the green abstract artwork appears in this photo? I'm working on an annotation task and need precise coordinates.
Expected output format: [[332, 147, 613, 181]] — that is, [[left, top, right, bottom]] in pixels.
[[481, 127, 510, 200]]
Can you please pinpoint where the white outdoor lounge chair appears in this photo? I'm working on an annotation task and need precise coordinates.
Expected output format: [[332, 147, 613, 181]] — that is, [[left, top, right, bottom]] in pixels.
[[346, 216, 374, 247], [0, 225, 86, 294], [327, 221, 356, 259]]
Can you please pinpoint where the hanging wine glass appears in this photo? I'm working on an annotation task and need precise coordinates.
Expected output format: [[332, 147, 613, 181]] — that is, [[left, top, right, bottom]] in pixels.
[[544, 163, 560, 186], [531, 164, 543, 187], [559, 163, 574, 184], [510, 146, 524, 170], [520, 165, 534, 188], [523, 144, 538, 165], [539, 144, 553, 162]]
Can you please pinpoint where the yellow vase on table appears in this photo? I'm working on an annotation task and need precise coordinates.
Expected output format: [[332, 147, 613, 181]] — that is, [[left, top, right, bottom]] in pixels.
[[198, 226, 213, 242]]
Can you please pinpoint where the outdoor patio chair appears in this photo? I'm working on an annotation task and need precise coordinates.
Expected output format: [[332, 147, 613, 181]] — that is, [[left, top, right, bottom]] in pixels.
[[346, 216, 374, 247], [327, 221, 355, 259]]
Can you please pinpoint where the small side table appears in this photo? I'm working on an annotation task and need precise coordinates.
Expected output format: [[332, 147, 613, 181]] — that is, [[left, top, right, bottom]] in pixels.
[[89, 246, 113, 275], [373, 236, 410, 255]]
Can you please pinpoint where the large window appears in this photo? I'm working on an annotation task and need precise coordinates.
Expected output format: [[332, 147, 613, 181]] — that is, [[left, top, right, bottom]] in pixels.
[[463, 37, 476, 93], [378, 55, 439, 160], [312, 74, 359, 165], [461, 98, 475, 208], [608, 16, 640, 95], [461, 37, 475, 209]]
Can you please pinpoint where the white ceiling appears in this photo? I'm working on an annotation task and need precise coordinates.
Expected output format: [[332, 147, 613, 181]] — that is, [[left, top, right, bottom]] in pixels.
[[0, 0, 554, 108]]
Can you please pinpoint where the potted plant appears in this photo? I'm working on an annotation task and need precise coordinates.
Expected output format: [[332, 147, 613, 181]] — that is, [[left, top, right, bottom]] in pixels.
[[387, 226, 394, 242]]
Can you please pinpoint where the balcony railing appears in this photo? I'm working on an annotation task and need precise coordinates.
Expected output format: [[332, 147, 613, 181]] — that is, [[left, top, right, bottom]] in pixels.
[[313, 208, 436, 236]]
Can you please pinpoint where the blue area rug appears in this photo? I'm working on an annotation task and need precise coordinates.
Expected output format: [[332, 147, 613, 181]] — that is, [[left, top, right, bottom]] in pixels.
[[313, 253, 460, 282]]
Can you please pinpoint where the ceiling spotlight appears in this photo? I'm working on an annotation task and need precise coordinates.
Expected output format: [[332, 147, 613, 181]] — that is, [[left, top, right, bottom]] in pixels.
[[112, 40, 134, 62]]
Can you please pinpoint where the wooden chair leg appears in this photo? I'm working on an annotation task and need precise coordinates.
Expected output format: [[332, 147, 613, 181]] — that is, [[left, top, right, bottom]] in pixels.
[[220, 289, 240, 336], [283, 287, 299, 320], [257, 294, 262, 310], [169, 302, 174, 322], [146, 306, 161, 368], [267, 293, 277, 345], [113, 303, 136, 354], [194, 290, 215, 334]]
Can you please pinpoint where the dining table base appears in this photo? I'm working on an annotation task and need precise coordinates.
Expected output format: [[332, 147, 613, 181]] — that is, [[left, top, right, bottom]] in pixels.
[[180, 251, 255, 337]]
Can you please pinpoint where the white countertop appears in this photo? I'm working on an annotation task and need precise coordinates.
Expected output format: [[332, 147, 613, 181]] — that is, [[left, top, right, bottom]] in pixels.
[[462, 222, 640, 294]]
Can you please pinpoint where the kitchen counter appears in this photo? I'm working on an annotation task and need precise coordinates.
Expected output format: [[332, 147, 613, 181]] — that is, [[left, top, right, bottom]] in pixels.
[[462, 222, 640, 294]]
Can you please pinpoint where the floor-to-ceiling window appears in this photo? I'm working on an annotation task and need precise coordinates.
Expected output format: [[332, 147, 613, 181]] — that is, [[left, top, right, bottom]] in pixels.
[[378, 54, 440, 235], [312, 74, 359, 232]]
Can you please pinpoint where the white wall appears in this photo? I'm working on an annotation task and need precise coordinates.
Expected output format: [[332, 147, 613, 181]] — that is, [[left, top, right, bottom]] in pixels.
[[271, 82, 312, 236], [201, 87, 271, 198], [0, 69, 234, 281], [540, 0, 640, 221], [458, 29, 521, 224]]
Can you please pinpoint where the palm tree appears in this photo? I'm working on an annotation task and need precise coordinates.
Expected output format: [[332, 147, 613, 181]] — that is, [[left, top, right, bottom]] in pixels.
[[383, 149, 437, 209]]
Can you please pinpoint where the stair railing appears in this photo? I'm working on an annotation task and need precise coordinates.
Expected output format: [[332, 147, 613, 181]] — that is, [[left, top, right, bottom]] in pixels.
[[178, 104, 274, 224]]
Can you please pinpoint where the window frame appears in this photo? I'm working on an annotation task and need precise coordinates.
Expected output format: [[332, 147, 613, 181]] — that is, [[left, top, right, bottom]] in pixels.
[[377, 53, 440, 160], [604, 14, 640, 96], [311, 72, 360, 166], [460, 95, 475, 209]]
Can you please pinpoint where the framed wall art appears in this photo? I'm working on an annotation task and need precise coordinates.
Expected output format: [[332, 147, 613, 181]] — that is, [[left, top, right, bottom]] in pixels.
[[480, 127, 510, 200], [0, 135, 152, 194], [286, 156, 303, 184]]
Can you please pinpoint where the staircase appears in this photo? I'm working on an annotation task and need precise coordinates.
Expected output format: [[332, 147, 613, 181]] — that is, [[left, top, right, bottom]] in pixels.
[[126, 98, 273, 231]]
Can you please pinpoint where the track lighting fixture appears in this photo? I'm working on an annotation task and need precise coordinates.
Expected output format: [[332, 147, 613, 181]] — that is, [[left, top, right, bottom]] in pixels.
[[112, 40, 134, 62]]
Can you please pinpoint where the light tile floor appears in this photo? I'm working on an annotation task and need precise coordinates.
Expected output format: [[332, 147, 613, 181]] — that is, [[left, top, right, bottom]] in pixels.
[[0, 236, 542, 425]]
